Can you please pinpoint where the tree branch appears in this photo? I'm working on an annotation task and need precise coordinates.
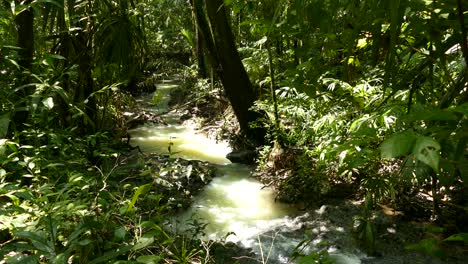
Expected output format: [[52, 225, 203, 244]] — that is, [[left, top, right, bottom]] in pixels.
[[457, 0, 468, 67]]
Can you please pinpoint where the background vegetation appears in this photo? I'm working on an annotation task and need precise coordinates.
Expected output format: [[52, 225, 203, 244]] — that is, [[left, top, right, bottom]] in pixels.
[[1, 0, 467, 263]]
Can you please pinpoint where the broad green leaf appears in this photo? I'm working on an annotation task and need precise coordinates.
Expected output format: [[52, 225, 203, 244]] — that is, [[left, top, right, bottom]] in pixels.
[[406, 107, 458, 121], [412, 136, 441, 172], [114, 227, 126, 240], [380, 131, 417, 159], [450, 102, 468, 116], [133, 235, 154, 251]]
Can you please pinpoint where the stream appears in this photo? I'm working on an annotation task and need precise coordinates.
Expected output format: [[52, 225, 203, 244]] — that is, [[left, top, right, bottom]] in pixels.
[[129, 79, 365, 263]]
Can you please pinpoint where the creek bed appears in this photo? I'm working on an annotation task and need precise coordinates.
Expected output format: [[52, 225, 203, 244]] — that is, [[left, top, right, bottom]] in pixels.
[[128, 79, 445, 264]]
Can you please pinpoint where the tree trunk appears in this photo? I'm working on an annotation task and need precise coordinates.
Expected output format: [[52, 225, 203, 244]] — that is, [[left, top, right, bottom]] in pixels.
[[15, 1, 34, 71], [190, 0, 219, 76], [12, 0, 34, 132], [74, 31, 96, 131], [204, 0, 265, 142], [195, 26, 207, 78]]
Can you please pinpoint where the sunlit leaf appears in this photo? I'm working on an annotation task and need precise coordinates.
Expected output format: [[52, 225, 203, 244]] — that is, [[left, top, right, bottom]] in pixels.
[[4, 254, 38, 264], [412, 136, 441, 172], [42, 97, 54, 110], [357, 38, 369, 49], [380, 131, 417, 159], [0, 192, 20, 206], [7, 58, 21, 69], [126, 183, 152, 212]]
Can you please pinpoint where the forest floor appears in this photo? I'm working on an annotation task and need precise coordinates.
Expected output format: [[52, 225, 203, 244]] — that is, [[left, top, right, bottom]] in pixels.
[[130, 75, 468, 263]]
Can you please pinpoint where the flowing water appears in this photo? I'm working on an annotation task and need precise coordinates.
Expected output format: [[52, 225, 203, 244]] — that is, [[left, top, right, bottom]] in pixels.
[[129, 80, 363, 263]]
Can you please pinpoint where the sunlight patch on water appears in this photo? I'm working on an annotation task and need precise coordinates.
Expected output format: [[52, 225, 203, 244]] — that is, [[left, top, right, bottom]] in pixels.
[[129, 124, 231, 165], [176, 164, 295, 242]]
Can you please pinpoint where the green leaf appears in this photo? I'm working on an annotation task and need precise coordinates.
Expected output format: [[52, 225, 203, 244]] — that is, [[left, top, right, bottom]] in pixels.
[[0, 113, 10, 138], [7, 58, 21, 70], [15, 231, 54, 255], [133, 235, 154, 251], [127, 183, 152, 212], [450, 103, 468, 116], [380, 131, 417, 159], [114, 227, 126, 241], [0, 192, 20, 206], [406, 107, 458, 121], [88, 245, 133, 264], [223, 0, 235, 6], [412, 136, 441, 172], [31, 0, 64, 9], [4, 254, 39, 264], [136, 255, 162, 264], [443, 233, 468, 244], [42, 97, 54, 110], [406, 238, 446, 259]]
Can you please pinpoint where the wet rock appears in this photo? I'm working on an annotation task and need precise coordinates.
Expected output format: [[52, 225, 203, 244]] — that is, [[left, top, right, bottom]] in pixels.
[[226, 150, 256, 164], [127, 111, 166, 128], [210, 241, 257, 264], [144, 155, 217, 209]]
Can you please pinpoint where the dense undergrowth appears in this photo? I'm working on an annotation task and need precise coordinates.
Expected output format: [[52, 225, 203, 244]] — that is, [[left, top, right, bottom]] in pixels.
[[2, 0, 468, 263]]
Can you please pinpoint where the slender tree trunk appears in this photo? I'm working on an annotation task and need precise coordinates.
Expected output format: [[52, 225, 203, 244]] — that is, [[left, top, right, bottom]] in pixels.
[[189, 0, 207, 78], [190, 0, 218, 77], [74, 31, 96, 130], [204, 0, 265, 141], [12, 0, 34, 132], [15, 1, 34, 71], [196, 27, 207, 78]]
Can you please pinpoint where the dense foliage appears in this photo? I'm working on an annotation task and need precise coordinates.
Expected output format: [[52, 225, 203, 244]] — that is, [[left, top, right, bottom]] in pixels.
[[1, 0, 467, 263]]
